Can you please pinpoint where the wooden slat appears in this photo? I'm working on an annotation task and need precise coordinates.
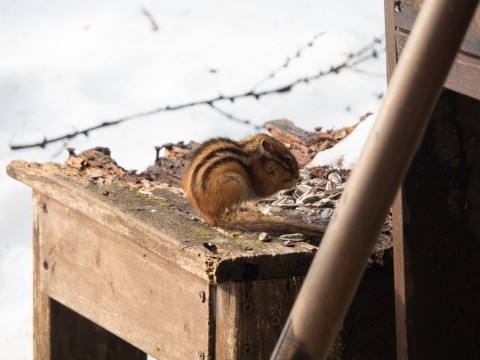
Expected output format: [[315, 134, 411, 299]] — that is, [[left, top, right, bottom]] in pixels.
[[215, 267, 396, 359], [37, 193, 211, 359], [385, 0, 480, 359], [215, 277, 304, 359], [384, 0, 398, 79], [34, 192, 146, 360], [7, 161, 319, 284], [33, 193, 52, 360], [388, 0, 480, 101], [393, 0, 480, 57], [392, 191, 408, 360], [396, 90, 480, 358], [395, 31, 480, 101]]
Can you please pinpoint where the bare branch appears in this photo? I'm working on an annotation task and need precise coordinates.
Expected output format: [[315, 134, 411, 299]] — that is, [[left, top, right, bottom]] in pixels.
[[250, 31, 327, 91], [9, 36, 384, 151], [208, 103, 263, 130], [141, 7, 160, 32]]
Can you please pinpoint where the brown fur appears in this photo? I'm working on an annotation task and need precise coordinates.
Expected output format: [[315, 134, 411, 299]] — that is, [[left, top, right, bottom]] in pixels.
[[183, 134, 324, 240]]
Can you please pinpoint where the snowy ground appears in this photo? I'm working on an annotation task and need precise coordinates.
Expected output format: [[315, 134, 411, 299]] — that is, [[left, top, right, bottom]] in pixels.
[[0, 1, 386, 358]]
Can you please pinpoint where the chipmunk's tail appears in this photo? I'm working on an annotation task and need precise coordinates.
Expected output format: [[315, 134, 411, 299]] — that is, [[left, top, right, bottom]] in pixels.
[[218, 211, 326, 241]]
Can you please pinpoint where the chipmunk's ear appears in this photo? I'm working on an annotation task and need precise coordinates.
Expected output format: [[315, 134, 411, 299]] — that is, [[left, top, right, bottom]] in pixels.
[[260, 139, 272, 153]]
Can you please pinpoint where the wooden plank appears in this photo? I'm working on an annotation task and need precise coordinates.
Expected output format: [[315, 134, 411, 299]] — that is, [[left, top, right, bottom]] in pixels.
[[396, 90, 480, 358], [33, 192, 52, 360], [215, 277, 304, 359], [37, 193, 212, 359], [33, 192, 146, 360], [384, 0, 398, 79], [396, 30, 480, 101], [215, 267, 395, 359], [392, 190, 408, 360], [393, 0, 480, 57], [386, 9, 409, 353], [7, 160, 319, 284]]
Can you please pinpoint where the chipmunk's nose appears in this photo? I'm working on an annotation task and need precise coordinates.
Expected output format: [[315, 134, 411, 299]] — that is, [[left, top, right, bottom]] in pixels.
[[294, 173, 301, 182]]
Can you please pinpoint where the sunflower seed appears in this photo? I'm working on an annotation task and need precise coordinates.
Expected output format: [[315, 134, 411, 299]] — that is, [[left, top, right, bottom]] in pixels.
[[260, 207, 272, 215], [299, 194, 321, 204], [328, 191, 342, 200], [320, 208, 334, 219], [259, 232, 271, 242], [296, 184, 312, 194], [277, 203, 299, 208], [328, 172, 342, 184], [311, 178, 327, 186], [279, 233, 305, 241], [325, 181, 336, 191], [299, 169, 314, 179], [271, 196, 288, 207]]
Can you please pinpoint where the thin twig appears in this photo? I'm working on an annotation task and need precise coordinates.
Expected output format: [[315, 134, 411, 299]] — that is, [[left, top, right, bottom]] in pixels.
[[141, 7, 159, 32], [208, 103, 263, 130], [250, 31, 327, 91], [9, 37, 384, 150]]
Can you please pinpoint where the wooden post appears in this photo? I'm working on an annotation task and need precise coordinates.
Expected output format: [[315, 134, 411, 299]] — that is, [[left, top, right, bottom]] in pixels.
[[386, 0, 480, 358], [32, 192, 146, 359], [32, 193, 52, 359], [395, 91, 480, 358]]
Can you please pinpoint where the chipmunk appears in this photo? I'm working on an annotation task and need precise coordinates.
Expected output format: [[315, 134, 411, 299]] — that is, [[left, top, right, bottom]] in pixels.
[[183, 134, 325, 239]]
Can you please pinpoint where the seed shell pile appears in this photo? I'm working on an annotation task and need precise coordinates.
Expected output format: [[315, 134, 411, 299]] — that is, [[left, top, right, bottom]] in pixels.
[[257, 168, 392, 249]]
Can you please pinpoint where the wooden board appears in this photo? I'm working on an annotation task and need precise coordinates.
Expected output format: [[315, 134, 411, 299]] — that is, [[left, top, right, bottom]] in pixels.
[[394, 90, 480, 358], [215, 277, 304, 359], [36, 191, 211, 359], [386, 4, 480, 357], [7, 161, 319, 284], [393, 0, 480, 57], [33, 193, 52, 360], [215, 266, 396, 360], [387, 0, 480, 100], [395, 31, 480, 101], [384, 0, 398, 79]]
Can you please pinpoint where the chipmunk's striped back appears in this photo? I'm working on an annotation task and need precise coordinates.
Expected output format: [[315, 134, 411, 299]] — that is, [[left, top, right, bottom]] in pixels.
[[183, 134, 324, 240], [183, 137, 256, 224]]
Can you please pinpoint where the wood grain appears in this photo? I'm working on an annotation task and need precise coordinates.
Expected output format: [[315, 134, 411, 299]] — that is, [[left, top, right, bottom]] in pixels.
[[37, 193, 211, 359], [395, 31, 480, 101], [7, 161, 319, 284], [33, 192, 52, 360], [215, 277, 304, 359], [396, 90, 480, 358], [393, 0, 480, 57], [392, 190, 408, 360], [9, 151, 396, 359], [384, 0, 398, 79]]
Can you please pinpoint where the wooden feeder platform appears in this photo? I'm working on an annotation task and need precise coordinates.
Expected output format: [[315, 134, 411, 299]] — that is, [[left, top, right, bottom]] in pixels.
[[7, 120, 395, 359]]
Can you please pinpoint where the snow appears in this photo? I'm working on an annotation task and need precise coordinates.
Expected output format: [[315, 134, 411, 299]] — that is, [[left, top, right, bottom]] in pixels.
[[308, 113, 377, 170], [0, 1, 385, 358]]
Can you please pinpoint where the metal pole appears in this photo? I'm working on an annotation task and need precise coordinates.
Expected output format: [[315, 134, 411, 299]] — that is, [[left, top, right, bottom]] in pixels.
[[271, 0, 479, 359]]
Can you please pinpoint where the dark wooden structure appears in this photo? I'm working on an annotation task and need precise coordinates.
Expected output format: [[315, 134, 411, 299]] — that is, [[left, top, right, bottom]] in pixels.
[[7, 151, 395, 359], [385, 1, 480, 358]]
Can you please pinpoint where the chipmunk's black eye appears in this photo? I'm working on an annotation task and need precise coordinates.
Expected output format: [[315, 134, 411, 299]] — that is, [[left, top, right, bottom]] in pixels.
[[281, 156, 294, 169]]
